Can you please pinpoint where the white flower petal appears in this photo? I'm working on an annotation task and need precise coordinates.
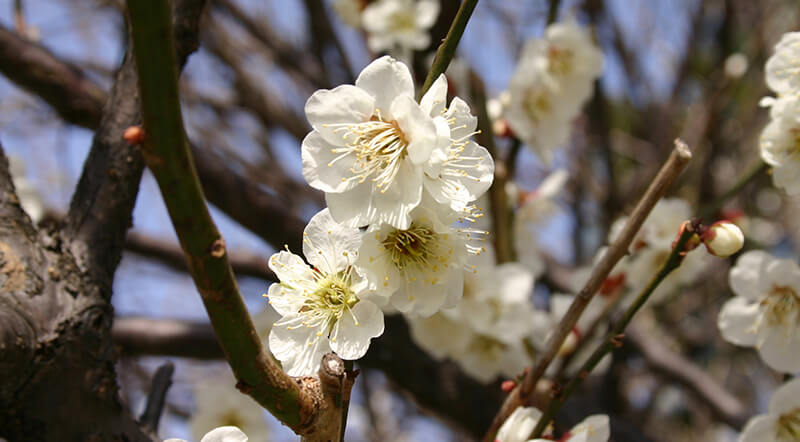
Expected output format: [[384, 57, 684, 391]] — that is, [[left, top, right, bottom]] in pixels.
[[415, 0, 440, 28], [305, 85, 375, 146], [330, 300, 385, 359], [567, 415, 610, 442], [301, 131, 359, 193], [729, 250, 774, 302], [757, 320, 800, 373], [303, 208, 361, 272], [739, 415, 777, 442], [420, 74, 448, 116], [391, 94, 437, 164], [765, 32, 800, 94], [355, 56, 415, 115], [496, 406, 542, 442], [199, 426, 249, 442], [769, 377, 800, 416], [717, 296, 761, 347], [269, 314, 331, 376]]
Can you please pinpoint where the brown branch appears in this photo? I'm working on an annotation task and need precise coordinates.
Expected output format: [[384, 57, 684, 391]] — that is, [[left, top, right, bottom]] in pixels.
[[113, 314, 505, 438], [0, 26, 106, 128], [213, 0, 331, 88], [0, 19, 307, 254], [202, 18, 311, 140], [626, 325, 748, 430], [484, 140, 693, 441], [125, 230, 276, 281]]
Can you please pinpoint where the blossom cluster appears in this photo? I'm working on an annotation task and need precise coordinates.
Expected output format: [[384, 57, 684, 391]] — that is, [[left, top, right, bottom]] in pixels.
[[760, 32, 800, 194], [495, 19, 604, 163], [266, 55, 494, 376], [407, 173, 610, 382]]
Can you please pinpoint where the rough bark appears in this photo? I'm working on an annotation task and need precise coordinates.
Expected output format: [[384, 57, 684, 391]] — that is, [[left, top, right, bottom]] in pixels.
[[0, 1, 206, 440]]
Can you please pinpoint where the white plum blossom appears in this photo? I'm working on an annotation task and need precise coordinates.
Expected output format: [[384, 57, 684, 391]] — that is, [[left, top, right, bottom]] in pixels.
[[760, 95, 800, 195], [739, 378, 800, 442], [505, 67, 572, 162], [362, 0, 440, 54], [356, 205, 477, 317], [302, 56, 492, 229], [718, 250, 800, 373], [505, 20, 603, 162], [266, 209, 385, 376], [765, 32, 800, 96], [407, 246, 541, 382], [496, 406, 610, 442], [419, 74, 495, 214], [165, 426, 248, 442], [187, 371, 268, 442]]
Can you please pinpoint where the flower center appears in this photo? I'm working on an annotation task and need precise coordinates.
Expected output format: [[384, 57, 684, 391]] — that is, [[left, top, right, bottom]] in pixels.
[[762, 285, 800, 327], [382, 222, 439, 272], [295, 269, 361, 333], [389, 11, 417, 32], [328, 115, 409, 192], [777, 407, 800, 442], [472, 334, 507, 355], [548, 47, 575, 77], [523, 89, 552, 125]]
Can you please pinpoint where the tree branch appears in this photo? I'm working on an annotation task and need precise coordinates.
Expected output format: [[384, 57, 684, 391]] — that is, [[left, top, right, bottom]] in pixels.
[[0, 26, 106, 128], [125, 231, 276, 281], [484, 140, 693, 441], [61, 0, 205, 297], [126, 0, 317, 432], [626, 325, 748, 429], [0, 19, 307, 254]]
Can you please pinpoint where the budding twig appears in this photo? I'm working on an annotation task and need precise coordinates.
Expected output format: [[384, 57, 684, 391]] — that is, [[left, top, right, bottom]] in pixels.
[[126, 0, 316, 433], [527, 223, 699, 438], [483, 139, 692, 442]]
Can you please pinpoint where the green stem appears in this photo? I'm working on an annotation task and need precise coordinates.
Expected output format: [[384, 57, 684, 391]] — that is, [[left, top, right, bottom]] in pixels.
[[419, 0, 479, 97], [528, 226, 698, 438], [126, 0, 310, 431], [699, 160, 768, 220], [547, 0, 561, 24]]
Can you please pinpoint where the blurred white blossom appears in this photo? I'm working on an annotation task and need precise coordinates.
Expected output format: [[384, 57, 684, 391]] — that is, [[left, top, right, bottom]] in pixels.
[[504, 20, 603, 163], [187, 371, 268, 442], [738, 377, 800, 442], [718, 250, 800, 373], [362, 0, 440, 54], [496, 406, 610, 442]]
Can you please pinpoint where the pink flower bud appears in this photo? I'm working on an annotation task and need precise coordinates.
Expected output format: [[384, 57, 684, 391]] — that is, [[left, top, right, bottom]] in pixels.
[[702, 221, 744, 257]]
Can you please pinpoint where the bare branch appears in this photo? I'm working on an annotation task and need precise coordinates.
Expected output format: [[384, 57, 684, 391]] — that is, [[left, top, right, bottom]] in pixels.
[[125, 231, 276, 281], [485, 140, 693, 441]]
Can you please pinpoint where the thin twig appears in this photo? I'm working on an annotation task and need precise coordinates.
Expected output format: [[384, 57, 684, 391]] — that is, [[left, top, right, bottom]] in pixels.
[[483, 140, 692, 441], [529, 224, 698, 438], [626, 325, 749, 429], [419, 0, 479, 97], [126, 0, 314, 432], [139, 361, 175, 434]]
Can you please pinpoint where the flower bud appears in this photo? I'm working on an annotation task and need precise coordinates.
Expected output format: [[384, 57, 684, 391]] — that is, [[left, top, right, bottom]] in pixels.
[[702, 221, 744, 257]]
